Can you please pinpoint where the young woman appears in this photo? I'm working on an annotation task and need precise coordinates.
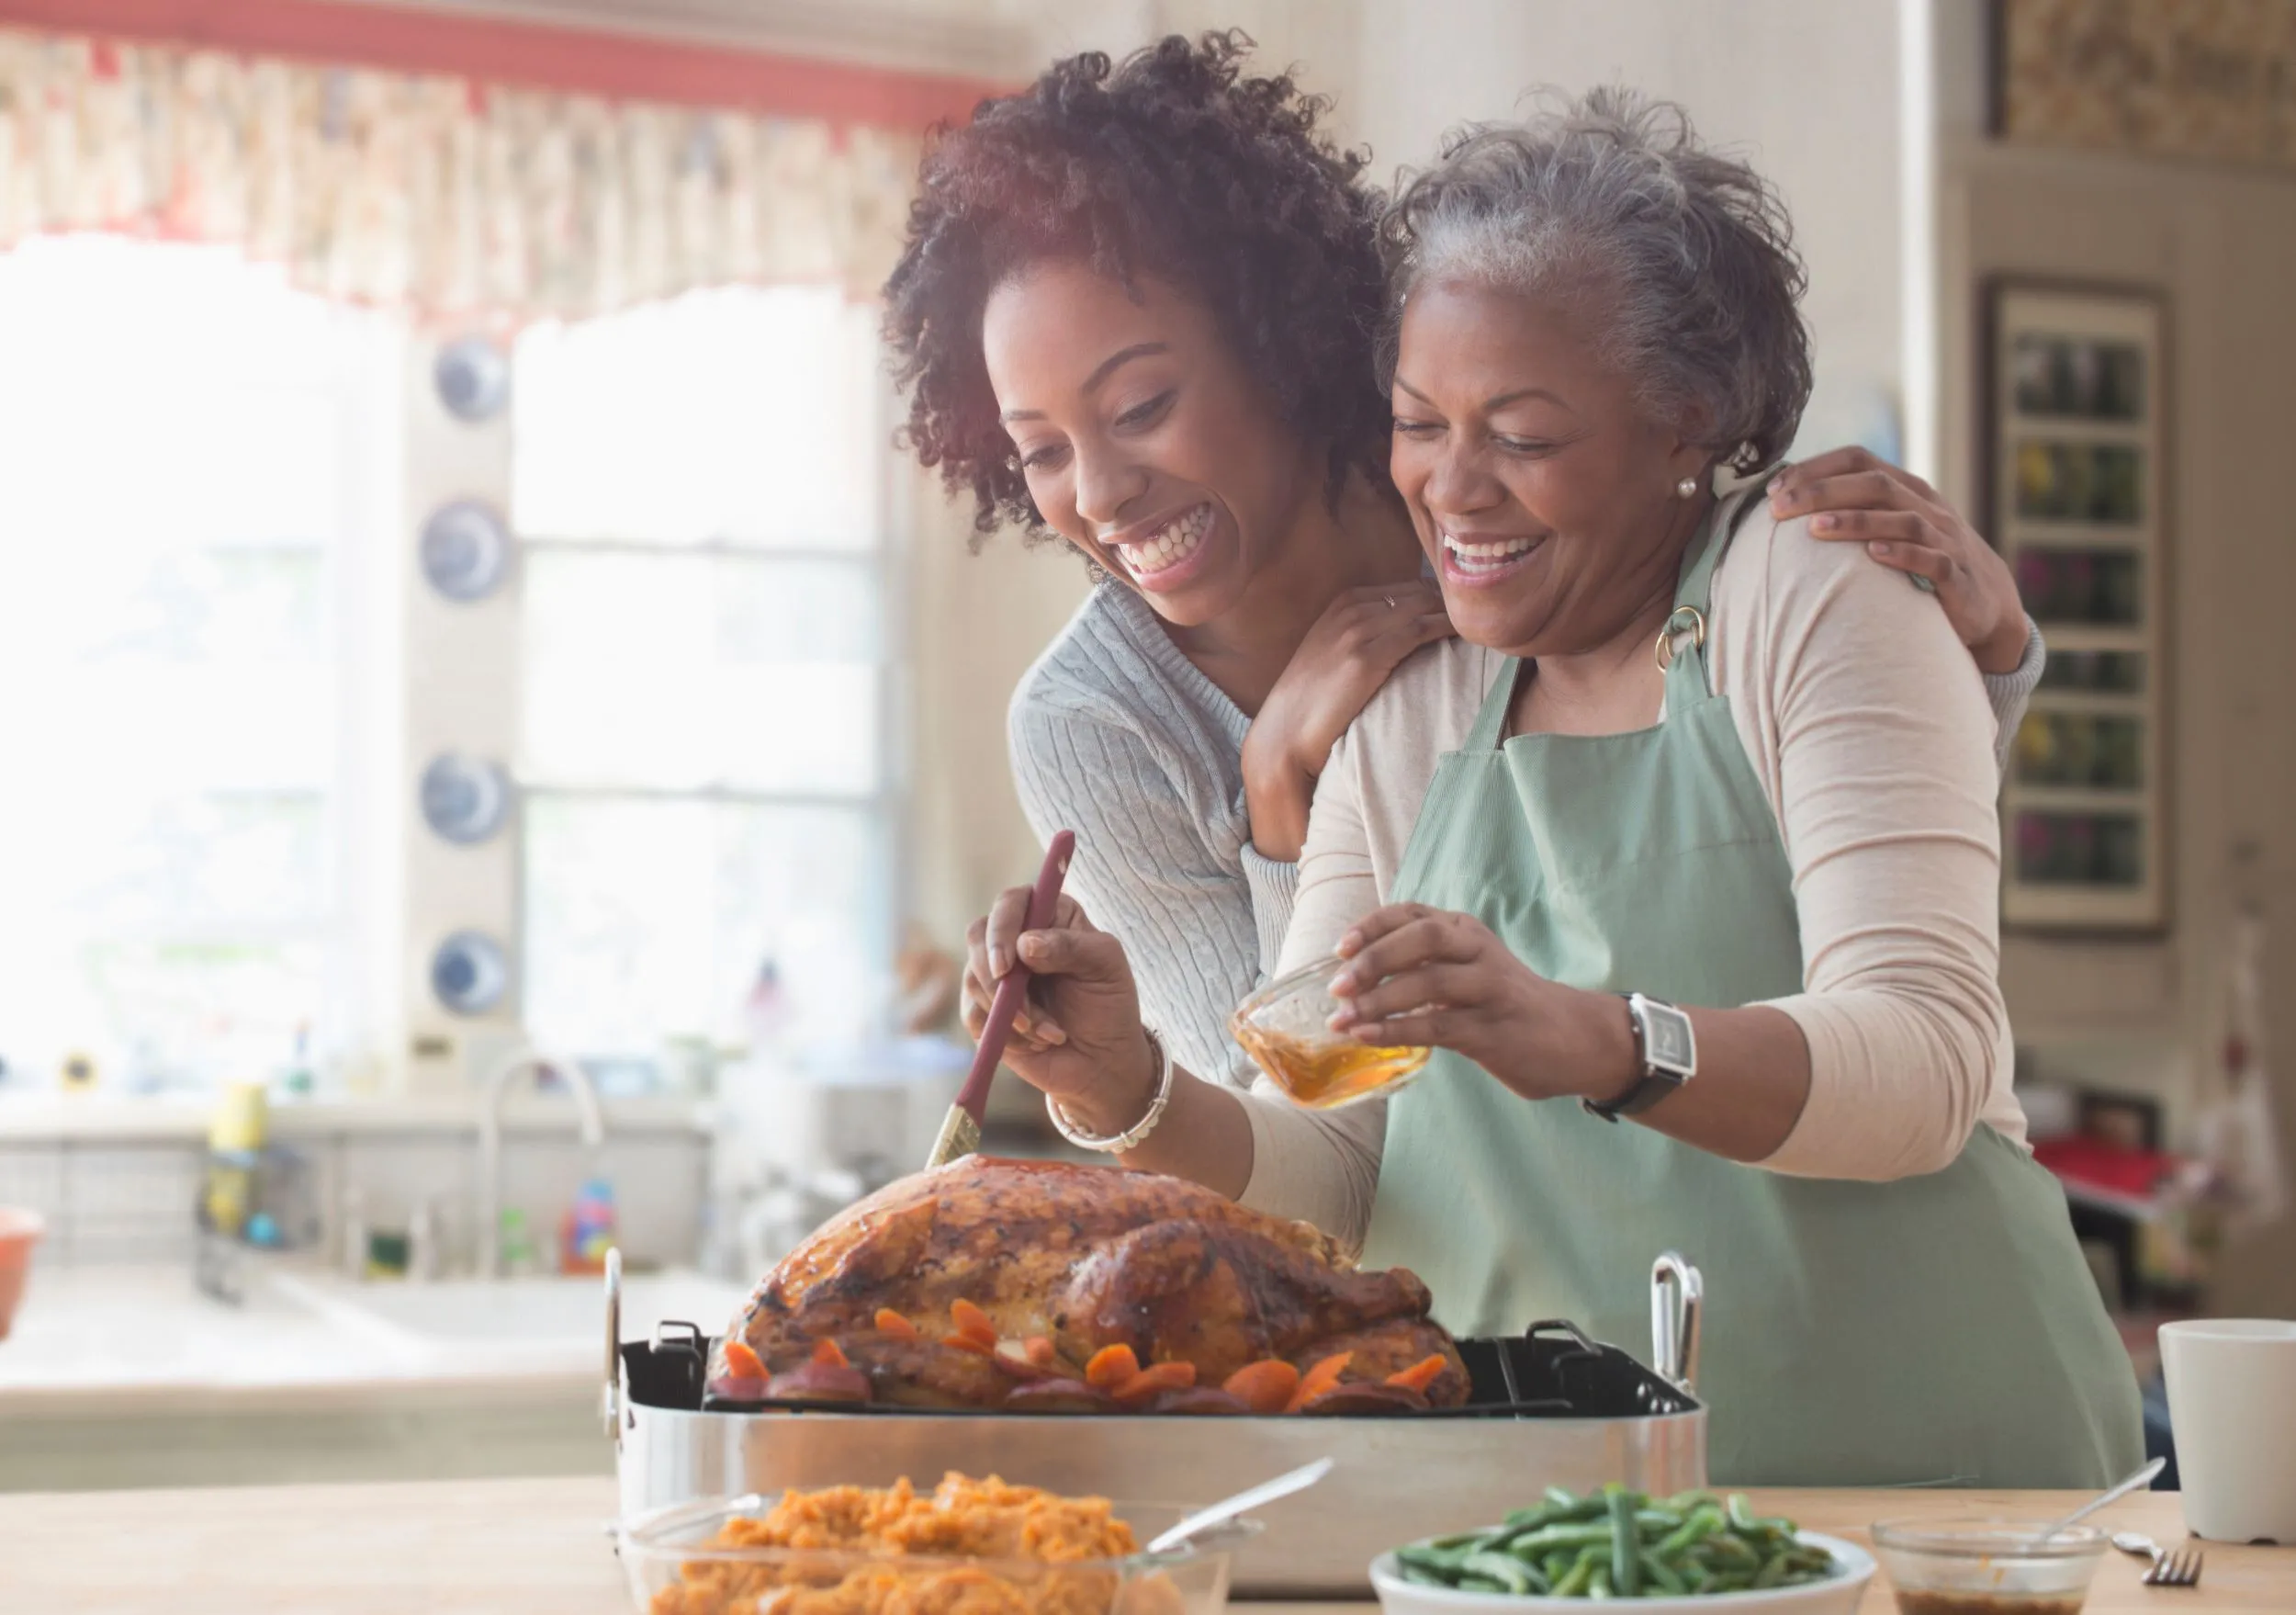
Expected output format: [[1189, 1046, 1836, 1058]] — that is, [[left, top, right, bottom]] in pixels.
[[954, 89, 2141, 1488], [888, 34, 2043, 1092]]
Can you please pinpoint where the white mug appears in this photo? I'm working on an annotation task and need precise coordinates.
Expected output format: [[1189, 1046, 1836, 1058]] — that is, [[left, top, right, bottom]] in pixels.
[[2159, 1318, 2296, 1543]]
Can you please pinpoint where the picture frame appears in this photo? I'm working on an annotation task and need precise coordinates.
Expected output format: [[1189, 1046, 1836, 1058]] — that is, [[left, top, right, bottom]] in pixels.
[[1984, 281, 2170, 932]]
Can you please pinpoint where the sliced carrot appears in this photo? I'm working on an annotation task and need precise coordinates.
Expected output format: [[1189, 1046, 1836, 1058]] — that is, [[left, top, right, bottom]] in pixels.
[[940, 1332, 994, 1356], [1221, 1358, 1302, 1416], [811, 1338, 850, 1370], [722, 1339, 765, 1380], [950, 1298, 998, 1349], [1284, 1350, 1353, 1414], [1112, 1361, 1198, 1405], [992, 1338, 1049, 1379], [1383, 1353, 1447, 1394], [1023, 1336, 1057, 1369], [1085, 1343, 1142, 1391], [873, 1308, 919, 1340]]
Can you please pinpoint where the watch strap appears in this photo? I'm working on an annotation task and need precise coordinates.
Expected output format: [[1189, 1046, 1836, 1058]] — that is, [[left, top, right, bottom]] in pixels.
[[1581, 994, 1689, 1123]]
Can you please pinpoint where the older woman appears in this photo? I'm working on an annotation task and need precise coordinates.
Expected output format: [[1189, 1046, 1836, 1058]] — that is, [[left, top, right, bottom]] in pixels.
[[969, 91, 2142, 1487]]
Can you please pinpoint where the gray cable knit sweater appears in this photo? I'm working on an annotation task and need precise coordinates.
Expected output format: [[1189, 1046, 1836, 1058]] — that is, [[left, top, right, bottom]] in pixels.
[[1007, 580, 2044, 1089]]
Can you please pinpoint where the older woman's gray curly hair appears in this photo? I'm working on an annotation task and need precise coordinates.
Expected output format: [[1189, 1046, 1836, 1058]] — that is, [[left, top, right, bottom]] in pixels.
[[1379, 87, 1813, 473]]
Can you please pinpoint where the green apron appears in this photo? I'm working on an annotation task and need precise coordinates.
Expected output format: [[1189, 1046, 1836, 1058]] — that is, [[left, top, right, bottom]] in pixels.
[[1359, 491, 2144, 1486]]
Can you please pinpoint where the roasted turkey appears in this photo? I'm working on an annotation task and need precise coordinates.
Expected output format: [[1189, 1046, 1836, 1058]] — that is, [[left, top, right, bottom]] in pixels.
[[709, 1157, 1469, 1415]]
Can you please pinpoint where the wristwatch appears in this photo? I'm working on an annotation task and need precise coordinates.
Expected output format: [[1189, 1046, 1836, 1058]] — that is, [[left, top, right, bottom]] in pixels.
[[1581, 993, 1696, 1122]]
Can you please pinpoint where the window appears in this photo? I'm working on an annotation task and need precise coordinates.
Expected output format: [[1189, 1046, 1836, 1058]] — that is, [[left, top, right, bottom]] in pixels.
[[0, 238, 401, 1094], [512, 287, 897, 1064]]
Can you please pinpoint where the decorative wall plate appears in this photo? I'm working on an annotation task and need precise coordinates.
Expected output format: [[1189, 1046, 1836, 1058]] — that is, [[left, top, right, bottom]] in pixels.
[[419, 500, 511, 602], [418, 753, 512, 844], [433, 334, 511, 423], [430, 930, 510, 1016]]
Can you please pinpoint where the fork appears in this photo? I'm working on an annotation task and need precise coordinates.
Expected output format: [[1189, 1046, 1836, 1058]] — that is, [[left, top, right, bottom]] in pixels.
[[2111, 1531, 2205, 1587]]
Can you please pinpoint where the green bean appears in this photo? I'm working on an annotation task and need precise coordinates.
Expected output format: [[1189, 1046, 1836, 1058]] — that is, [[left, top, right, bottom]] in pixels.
[[1753, 1549, 1793, 1589], [1458, 1553, 1535, 1595], [1586, 1563, 1613, 1600], [1638, 1549, 1688, 1597], [1503, 1522, 1617, 1554], [1457, 1574, 1506, 1594], [1534, 1490, 1611, 1524], [1549, 1546, 1601, 1598], [1606, 1488, 1640, 1597], [1541, 1551, 1574, 1584], [1658, 1503, 1725, 1558]]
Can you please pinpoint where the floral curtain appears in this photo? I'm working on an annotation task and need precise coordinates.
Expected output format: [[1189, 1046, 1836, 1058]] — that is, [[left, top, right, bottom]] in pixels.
[[0, 28, 921, 323]]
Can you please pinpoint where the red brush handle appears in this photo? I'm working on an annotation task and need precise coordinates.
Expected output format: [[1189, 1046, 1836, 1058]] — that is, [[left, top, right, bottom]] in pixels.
[[957, 830, 1075, 1122]]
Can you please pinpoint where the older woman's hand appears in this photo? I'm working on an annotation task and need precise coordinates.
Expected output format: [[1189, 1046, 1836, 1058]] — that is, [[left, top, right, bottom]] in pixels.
[[1769, 447, 2031, 676], [1324, 904, 1633, 1104]]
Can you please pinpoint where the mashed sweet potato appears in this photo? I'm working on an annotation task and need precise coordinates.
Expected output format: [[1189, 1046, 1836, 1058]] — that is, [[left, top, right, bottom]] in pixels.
[[647, 1474, 1184, 1615]]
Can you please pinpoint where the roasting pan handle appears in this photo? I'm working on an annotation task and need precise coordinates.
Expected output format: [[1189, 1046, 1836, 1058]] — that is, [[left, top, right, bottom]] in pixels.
[[1649, 1251, 1702, 1395], [602, 1246, 624, 1444]]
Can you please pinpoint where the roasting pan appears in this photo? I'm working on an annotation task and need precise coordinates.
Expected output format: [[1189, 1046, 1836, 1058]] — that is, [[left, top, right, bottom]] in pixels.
[[605, 1250, 1705, 1597]]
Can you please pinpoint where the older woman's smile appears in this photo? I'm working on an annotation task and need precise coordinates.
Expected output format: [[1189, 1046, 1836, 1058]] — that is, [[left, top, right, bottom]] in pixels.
[[1438, 527, 1546, 586]]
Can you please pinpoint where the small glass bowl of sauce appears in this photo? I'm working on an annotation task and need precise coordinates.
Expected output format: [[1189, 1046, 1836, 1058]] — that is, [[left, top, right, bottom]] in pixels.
[[1871, 1519, 2109, 1615], [1230, 957, 1432, 1110]]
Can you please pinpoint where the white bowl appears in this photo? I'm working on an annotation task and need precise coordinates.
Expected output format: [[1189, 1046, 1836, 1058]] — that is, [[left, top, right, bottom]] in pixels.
[[1370, 1531, 1874, 1615]]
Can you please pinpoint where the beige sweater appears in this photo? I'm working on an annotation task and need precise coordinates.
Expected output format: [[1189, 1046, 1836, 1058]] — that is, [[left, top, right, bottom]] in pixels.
[[1237, 507, 2029, 1249]]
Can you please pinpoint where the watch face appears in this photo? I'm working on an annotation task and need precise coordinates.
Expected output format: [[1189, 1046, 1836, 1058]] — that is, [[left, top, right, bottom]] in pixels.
[[1643, 1001, 1696, 1074]]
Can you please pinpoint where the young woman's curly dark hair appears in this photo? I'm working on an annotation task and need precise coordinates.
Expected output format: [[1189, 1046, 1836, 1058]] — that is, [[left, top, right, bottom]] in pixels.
[[883, 31, 1390, 543]]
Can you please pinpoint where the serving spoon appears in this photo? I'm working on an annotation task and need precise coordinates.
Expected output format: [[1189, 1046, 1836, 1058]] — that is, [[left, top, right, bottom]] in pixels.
[[2032, 1455, 2166, 1542], [1145, 1457, 1335, 1556]]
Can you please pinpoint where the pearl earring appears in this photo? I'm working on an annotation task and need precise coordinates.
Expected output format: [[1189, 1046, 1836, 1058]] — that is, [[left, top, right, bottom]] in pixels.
[[1676, 476, 1699, 499]]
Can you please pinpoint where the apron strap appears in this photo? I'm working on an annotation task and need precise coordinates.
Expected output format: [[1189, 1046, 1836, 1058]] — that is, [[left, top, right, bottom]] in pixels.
[[1463, 652, 1522, 753], [1665, 471, 1781, 698]]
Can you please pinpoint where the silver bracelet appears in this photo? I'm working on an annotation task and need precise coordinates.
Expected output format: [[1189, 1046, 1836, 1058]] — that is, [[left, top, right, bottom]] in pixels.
[[1047, 1028, 1174, 1153]]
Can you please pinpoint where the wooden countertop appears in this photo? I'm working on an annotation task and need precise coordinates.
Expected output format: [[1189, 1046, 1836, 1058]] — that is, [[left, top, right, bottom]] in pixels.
[[1, 1476, 2286, 1614]]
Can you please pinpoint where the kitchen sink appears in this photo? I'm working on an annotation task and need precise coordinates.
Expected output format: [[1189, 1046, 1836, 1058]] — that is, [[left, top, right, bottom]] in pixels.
[[266, 1268, 746, 1372]]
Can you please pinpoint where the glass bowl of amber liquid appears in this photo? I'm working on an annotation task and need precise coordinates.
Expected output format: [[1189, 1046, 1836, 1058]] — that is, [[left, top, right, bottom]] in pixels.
[[1230, 957, 1432, 1110]]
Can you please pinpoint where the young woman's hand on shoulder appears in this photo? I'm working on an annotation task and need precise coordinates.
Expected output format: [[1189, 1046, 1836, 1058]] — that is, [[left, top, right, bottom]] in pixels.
[[1770, 447, 2031, 675], [1240, 580, 1452, 862]]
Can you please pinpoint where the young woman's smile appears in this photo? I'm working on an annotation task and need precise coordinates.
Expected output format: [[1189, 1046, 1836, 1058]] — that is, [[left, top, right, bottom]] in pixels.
[[1098, 499, 1219, 593]]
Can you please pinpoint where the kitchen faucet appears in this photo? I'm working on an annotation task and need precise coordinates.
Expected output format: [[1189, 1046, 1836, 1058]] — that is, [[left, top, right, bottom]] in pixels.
[[477, 1047, 607, 1279]]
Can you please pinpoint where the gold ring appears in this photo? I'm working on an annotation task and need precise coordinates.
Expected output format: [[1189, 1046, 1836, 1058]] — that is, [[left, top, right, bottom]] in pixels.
[[1653, 605, 1707, 669]]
